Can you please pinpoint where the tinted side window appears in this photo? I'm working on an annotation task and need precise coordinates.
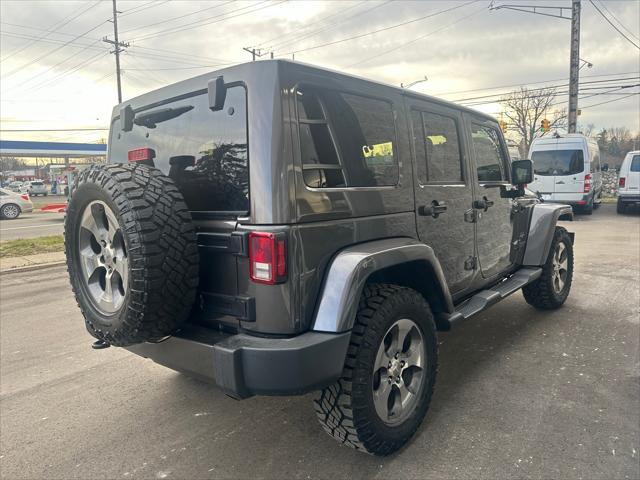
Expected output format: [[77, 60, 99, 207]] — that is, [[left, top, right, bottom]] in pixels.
[[297, 88, 398, 188], [411, 110, 463, 183], [471, 123, 507, 182], [630, 155, 640, 172]]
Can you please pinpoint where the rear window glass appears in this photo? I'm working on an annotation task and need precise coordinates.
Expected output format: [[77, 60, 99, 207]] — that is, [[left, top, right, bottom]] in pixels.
[[296, 88, 398, 188], [31, 182, 44, 186], [108, 86, 248, 212], [531, 150, 584, 176], [631, 155, 640, 172]]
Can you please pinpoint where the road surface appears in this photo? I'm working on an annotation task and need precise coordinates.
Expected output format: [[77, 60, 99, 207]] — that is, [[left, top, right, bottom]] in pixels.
[[0, 213, 64, 241], [0, 205, 638, 479]]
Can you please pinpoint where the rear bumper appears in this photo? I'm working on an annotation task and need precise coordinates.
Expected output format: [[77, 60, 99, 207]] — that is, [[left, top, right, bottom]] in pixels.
[[618, 194, 640, 205], [126, 325, 350, 399]]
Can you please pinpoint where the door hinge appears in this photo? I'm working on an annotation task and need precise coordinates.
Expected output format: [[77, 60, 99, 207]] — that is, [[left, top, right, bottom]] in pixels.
[[464, 209, 481, 223], [464, 256, 478, 271]]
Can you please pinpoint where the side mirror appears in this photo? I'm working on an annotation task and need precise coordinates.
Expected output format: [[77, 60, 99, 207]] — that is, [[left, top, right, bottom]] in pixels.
[[208, 76, 226, 111], [602, 163, 609, 172], [511, 159, 533, 186]]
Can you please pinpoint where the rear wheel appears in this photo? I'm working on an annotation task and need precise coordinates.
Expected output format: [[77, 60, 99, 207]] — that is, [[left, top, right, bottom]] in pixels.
[[617, 198, 626, 214], [523, 227, 573, 310], [1, 203, 21, 219], [314, 284, 437, 456]]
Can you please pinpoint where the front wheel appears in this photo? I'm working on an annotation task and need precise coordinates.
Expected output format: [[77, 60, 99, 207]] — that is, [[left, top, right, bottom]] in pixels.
[[523, 227, 574, 310], [314, 284, 438, 455]]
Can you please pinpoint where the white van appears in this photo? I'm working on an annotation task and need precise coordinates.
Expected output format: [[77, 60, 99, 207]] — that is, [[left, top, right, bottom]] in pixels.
[[617, 150, 640, 213], [528, 133, 602, 214]]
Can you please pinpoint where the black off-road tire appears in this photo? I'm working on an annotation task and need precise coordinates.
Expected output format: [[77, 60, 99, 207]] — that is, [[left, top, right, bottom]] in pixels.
[[313, 284, 438, 456], [522, 227, 573, 310], [65, 163, 199, 347]]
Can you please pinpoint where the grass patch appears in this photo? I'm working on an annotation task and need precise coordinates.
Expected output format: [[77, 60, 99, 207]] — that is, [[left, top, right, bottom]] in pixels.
[[0, 235, 65, 258]]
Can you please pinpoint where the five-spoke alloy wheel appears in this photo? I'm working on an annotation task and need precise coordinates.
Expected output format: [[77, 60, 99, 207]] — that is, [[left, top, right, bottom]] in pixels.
[[78, 200, 129, 315], [372, 318, 426, 426]]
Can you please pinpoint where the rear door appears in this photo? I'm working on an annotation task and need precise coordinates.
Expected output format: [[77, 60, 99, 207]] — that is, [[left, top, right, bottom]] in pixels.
[[407, 99, 475, 294], [466, 116, 514, 279], [627, 154, 640, 191], [531, 147, 585, 199]]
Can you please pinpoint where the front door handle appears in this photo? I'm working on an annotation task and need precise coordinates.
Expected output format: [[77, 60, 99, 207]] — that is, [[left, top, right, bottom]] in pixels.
[[418, 200, 447, 218], [473, 196, 494, 212]]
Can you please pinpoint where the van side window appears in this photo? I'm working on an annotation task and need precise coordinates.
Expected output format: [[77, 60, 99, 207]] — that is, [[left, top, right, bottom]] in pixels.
[[471, 123, 507, 182], [411, 109, 463, 183], [297, 88, 398, 188]]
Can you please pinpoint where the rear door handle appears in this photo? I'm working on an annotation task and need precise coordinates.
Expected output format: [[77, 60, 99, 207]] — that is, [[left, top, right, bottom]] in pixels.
[[418, 201, 447, 218]]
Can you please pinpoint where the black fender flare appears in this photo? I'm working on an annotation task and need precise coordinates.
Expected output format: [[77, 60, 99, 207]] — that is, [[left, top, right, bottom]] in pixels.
[[522, 203, 574, 266], [311, 238, 453, 333]]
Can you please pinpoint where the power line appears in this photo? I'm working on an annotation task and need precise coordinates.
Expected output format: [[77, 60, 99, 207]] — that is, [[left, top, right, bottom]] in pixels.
[[433, 71, 640, 97], [254, 0, 368, 50], [451, 76, 640, 104], [589, 0, 640, 49], [348, 2, 485, 68], [595, 0, 639, 42], [267, 0, 392, 53], [131, 0, 286, 43], [277, 0, 478, 56], [120, 0, 171, 18], [581, 92, 639, 109], [1, 18, 111, 80], [120, 1, 232, 34], [0, 1, 101, 62]]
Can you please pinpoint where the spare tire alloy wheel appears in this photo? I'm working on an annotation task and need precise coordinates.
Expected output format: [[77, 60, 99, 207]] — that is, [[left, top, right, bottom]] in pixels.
[[78, 201, 128, 315], [65, 164, 199, 347]]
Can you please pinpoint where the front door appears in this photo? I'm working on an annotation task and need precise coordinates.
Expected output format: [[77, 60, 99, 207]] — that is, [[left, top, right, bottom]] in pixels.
[[407, 99, 475, 294], [466, 116, 515, 279]]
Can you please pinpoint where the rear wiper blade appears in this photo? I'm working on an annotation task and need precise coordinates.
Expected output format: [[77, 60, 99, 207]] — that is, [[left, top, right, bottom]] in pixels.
[[133, 105, 194, 128]]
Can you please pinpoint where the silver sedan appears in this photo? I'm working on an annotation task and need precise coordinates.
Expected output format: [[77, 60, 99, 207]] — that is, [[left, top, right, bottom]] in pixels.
[[0, 188, 34, 219]]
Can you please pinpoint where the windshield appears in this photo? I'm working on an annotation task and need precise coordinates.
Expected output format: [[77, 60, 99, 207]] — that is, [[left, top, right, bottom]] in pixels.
[[531, 149, 584, 176], [108, 86, 249, 213]]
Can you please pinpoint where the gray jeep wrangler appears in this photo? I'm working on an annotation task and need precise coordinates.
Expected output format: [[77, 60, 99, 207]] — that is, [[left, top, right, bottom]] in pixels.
[[65, 60, 574, 455]]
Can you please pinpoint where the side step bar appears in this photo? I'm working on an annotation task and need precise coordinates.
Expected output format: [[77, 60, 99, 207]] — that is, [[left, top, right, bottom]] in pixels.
[[437, 267, 542, 329]]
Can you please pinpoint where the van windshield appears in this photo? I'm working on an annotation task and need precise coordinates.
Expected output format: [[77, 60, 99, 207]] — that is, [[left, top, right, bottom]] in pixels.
[[531, 149, 584, 176], [108, 86, 249, 213]]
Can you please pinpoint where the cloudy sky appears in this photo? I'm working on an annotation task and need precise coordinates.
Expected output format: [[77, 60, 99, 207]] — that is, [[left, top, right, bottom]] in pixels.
[[1, 0, 638, 144]]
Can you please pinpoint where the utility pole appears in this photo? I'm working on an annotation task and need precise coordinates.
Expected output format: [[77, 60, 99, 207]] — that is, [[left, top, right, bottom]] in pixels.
[[103, 0, 129, 103], [567, 0, 581, 133], [490, 2, 581, 132], [243, 47, 273, 61]]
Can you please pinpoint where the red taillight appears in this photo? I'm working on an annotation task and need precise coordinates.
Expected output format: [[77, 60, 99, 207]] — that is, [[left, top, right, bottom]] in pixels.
[[127, 147, 156, 163], [20, 194, 29, 201], [249, 232, 287, 284], [583, 173, 591, 193], [619, 177, 626, 188]]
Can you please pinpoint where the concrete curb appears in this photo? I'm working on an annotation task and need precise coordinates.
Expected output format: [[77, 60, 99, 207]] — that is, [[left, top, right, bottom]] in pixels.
[[0, 261, 66, 275]]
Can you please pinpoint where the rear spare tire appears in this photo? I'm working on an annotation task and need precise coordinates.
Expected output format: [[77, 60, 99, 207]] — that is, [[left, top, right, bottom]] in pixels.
[[65, 163, 199, 346]]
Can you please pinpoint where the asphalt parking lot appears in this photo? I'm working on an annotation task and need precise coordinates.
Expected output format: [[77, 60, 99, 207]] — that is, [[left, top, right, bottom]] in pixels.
[[0, 204, 638, 480]]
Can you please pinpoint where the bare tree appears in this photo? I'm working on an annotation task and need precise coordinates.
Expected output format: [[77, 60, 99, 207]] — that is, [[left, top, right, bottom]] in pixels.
[[500, 87, 567, 156]]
